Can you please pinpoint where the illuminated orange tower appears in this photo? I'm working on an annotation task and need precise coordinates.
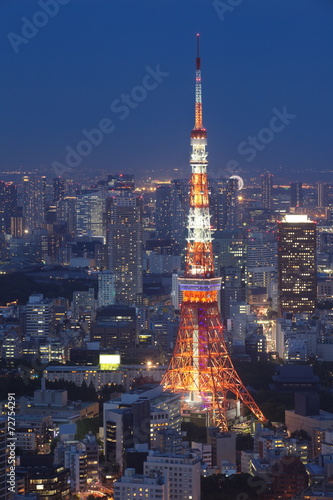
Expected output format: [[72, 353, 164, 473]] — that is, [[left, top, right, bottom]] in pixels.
[[161, 35, 266, 431]]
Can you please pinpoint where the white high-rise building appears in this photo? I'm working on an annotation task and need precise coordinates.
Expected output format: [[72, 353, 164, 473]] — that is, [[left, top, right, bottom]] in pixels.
[[98, 271, 116, 308], [25, 294, 55, 339], [144, 452, 201, 500], [114, 468, 167, 500]]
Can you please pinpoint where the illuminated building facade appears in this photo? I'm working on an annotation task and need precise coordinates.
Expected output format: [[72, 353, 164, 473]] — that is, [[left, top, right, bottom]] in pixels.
[[155, 184, 172, 239], [162, 35, 265, 431], [22, 174, 46, 231], [278, 214, 317, 315], [261, 172, 273, 210], [106, 194, 143, 304], [290, 181, 303, 208]]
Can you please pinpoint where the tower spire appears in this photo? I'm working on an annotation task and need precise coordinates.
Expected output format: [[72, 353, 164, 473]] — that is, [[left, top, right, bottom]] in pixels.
[[161, 36, 266, 431], [194, 33, 204, 132]]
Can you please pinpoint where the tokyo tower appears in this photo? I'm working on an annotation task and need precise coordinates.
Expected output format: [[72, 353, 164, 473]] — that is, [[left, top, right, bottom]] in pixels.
[[161, 35, 266, 431]]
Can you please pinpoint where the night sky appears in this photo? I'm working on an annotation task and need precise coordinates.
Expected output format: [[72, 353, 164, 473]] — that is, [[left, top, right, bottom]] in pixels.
[[1, 0, 333, 182]]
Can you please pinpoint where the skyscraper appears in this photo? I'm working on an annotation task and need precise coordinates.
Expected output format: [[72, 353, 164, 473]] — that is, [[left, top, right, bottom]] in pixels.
[[170, 179, 189, 251], [98, 270, 116, 308], [75, 189, 105, 239], [155, 184, 172, 239], [0, 181, 17, 234], [217, 178, 239, 230], [290, 181, 303, 208], [261, 173, 273, 210], [317, 181, 329, 208], [106, 194, 143, 304], [25, 294, 55, 339], [278, 214, 317, 316], [22, 174, 46, 231], [53, 177, 65, 203]]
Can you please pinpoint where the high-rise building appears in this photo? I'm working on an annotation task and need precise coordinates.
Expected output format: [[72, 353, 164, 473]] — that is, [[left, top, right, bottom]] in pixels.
[[75, 189, 105, 239], [98, 270, 116, 307], [290, 181, 303, 208], [247, 230, 277, 289], [278, 214, 317, 316], [106, 194, 143, 304], [72, 288, 96, 325], [317, 181, 329, 208], [91, 305, 137, 354], [114, 468, 167, 500], [261, 455, 308, 499], [170, 179, 189, 251], [0, 181, 17, 234], [53, 177, 65, 203], [22, 174, 46, 231], [25, 294, 55, 339], [261, 173, 273, 210], [217, 178, 239, 230], [144, 452, 201, 500], [155, 184, 172, 239]]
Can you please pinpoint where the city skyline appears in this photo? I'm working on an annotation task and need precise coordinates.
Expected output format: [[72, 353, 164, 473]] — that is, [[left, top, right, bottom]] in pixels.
[[1, 1, 333, 182]]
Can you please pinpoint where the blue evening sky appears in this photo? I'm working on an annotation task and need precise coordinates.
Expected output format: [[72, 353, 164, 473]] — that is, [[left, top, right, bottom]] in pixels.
[[1, 0, 332, 182]]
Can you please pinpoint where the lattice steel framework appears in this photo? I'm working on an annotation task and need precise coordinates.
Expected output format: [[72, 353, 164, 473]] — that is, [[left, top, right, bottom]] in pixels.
[[161, 35, 266, 431]]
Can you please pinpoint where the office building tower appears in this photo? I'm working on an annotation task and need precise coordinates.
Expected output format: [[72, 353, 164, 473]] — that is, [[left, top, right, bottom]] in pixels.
[[25, 294, 55, 339], [62, 443, 88, 493], [75, 190, 105, 239], [0, 181, 17, 234], [82, 433, 99, 479], [72, 288, 95, 325], [22, 174, 46, 231], [290, 181, 303, 208], [98, 270, 116, 308], [261, 172, 273, 210], [91, 305, 136, 354], [10, 206, 23, 238], [171, 179, 189, 251], [144, 452, 201, 500], [106, 194, 143, 304], [155, 184, 172, 239], [56, 196, 76, 237], [104, 400, 151, 473], [278, 214, 317, 316], [261, 456, 308, 499], [317, 182, 329, 208], [217, 178, 239, 230], [247, 230, 277, 289], [20, 463, 70, 499], [114, 468, 167, 500], [53, 177, 65, 203]]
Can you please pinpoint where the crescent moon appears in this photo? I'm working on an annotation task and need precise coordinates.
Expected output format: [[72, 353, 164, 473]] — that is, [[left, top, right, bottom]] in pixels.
[[230, 175, 244, 190]]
